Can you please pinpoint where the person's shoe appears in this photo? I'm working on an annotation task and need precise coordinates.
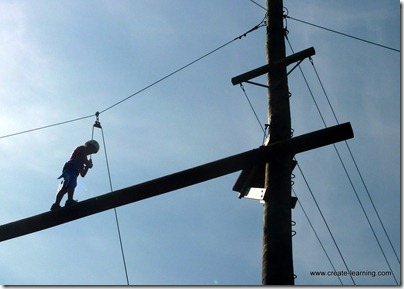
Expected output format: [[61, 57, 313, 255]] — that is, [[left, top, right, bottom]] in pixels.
[[50, 203, 61, 211], [65, 199, 78, 207]]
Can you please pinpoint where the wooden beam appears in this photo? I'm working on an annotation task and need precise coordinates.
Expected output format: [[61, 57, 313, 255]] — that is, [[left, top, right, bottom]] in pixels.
[[0, 122, 353, 243], [231, 47, 315, 85]]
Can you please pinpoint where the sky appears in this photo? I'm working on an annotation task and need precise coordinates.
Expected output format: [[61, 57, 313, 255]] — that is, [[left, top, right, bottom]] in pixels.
[[0, 0, 400, 286]]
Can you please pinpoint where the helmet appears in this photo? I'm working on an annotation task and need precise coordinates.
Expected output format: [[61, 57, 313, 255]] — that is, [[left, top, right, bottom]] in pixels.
[[85, 140, 100, 154]]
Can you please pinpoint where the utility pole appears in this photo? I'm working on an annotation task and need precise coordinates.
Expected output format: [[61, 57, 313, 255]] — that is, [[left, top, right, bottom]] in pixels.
[[231, 2, 346, 284], [262, 0, 294, 285]]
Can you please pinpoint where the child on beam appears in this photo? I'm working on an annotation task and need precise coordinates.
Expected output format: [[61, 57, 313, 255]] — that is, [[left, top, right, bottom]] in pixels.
[[51, 140, 100, 211]]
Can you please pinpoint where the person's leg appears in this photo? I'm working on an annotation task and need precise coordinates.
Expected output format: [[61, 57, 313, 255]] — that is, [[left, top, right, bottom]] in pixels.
[[67, 187, 75, 201], [65, 188, 78, 206], [55, 181, 67, 205], [51, 180, 67, 210], [65, 175, 78, 206]]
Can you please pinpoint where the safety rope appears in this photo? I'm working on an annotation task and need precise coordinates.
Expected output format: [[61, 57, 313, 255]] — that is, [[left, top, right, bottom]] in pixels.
[[92, 112, 130, 285]]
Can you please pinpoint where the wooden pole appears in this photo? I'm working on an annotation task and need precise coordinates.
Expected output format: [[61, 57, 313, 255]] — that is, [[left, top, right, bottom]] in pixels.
[[262, 0, 294, 284]]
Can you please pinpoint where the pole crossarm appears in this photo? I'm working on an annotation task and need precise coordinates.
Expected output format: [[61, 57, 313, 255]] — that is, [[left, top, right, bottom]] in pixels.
[[231, 47, 315, 85], [0, 122, 353, 243]]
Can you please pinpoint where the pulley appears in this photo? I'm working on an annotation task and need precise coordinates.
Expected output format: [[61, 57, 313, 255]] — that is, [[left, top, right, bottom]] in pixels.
[[93, 111, 102, 129]]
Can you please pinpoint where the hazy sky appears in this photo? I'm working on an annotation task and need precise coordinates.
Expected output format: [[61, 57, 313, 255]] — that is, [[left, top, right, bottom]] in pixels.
[[0, 0, 400, 285]]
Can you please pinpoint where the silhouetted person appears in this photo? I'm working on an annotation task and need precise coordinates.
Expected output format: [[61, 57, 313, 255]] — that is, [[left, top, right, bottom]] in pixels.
[[50, 140, 99, 210]]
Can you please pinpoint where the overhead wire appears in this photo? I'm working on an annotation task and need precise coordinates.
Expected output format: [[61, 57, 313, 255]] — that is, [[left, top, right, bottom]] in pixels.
[[239, 83, 267, 140], [285, 35, 398, 285], [247, 0, 399, 53], [248, 0, 267, 11], [0, 114, 94, 140], [290, 155, 342, 285], [98, 16, 267, 115], [295, 162, 355, 285], [0, 19, 266, 141], [310, 59, 400, 264], [309, 59, 401, 265], [285, 16, 400, 53], [293, 183, 343, 285]]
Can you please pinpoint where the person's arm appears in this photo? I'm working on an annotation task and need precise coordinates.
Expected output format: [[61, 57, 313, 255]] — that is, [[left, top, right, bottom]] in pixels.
[[79, 165, 89, 177], [80, 158, 93, 177]]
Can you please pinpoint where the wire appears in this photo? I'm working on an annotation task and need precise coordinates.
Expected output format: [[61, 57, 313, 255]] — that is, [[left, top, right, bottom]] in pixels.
[[0, 114, 94, 140], [98, 19, 266, 115], [285, 16, 399, 53], [331, 142, 398, 286], [286, 36, 398, 285], [239, 83, 267, 138], [0, 20, 266, 142], [93, 120, 130, 285], [248, 0, 267, 11], [309, 58, 401, 265], [246, 1, 399, 53], [287, 11, 400, 266], [292, 186, 343, 285], [296, 162, 355, 285]]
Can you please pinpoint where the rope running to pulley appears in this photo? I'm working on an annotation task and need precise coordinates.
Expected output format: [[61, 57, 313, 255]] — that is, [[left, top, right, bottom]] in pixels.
[[92, 112, 130, 285]]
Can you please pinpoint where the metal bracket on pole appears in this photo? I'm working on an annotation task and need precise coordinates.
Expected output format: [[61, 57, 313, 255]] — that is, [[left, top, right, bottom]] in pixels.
[[233, 161, 298, 207], [233, 122, 353, 204], [231, 47, 315, 86]]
